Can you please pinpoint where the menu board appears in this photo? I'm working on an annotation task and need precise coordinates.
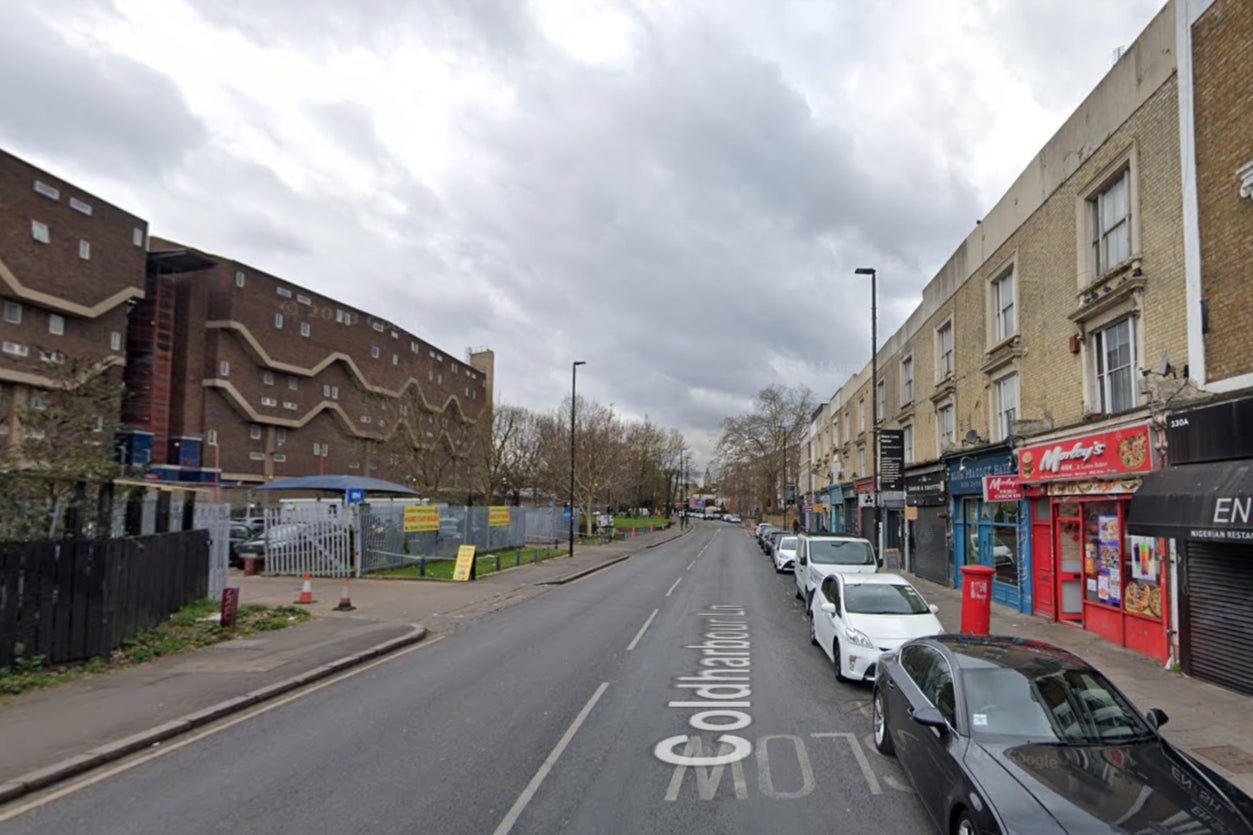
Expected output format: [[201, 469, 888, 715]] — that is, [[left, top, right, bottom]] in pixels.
[[1096, 515, 1122, 606]]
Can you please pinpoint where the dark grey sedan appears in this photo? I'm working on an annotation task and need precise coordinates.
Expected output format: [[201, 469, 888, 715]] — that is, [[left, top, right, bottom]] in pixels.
[[872, 634, 1253, 834]]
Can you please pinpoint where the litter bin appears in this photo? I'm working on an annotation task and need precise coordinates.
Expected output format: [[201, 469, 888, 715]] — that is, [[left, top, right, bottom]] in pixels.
[[959, 564, 996, 636]]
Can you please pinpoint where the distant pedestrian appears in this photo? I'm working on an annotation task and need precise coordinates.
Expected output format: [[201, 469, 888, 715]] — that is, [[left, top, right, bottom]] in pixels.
[[792, 520, 800, 534]]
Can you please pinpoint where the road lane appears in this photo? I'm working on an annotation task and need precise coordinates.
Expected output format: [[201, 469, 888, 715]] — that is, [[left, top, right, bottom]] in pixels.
[[4, 524, 931, 834]]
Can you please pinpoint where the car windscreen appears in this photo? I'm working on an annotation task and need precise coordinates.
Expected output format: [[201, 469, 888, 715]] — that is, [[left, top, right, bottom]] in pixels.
[[806, 539, 875, 565], [778, 537, 797, 551], [844, 583, 929, 615], [961, 666, 1152, 744]]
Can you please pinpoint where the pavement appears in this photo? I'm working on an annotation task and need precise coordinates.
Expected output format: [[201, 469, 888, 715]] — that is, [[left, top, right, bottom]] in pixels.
[[2, 521, 1252, 806]]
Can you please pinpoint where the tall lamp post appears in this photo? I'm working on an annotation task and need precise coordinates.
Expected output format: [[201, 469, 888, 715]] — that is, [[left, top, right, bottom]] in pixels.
[[854, 267, 881, 559], [569, 360, 586, 556]]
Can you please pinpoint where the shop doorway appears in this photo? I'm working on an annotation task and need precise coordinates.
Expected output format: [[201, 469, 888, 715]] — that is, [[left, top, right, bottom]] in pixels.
[[1031, 498, 1054, 619], [1055, 504, 1084, 624]]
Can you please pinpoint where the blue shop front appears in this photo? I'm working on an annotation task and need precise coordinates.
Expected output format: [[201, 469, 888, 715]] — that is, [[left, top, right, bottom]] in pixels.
[[946, 446, 1031, 613]]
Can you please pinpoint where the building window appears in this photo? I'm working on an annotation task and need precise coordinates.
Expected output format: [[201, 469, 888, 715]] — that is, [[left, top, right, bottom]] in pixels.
[[250, 451, 266, 461], [132, 228, 145, 247], [373, 321, 385, 332], [1093, 318, 1136, 414], [300, 322, 311, 338], [277, 287, 292, 299], [276, 428, 286, 443], [282, 401, 298, 411], [876, 380, 886, 423], [392, 354, 398, 365], [858, 447, 866, 476], [31, 220, 50, 243], [858, 398, 866, 434], [34, 181, 60, 200], [250, 425, 262, 440], [288, 376, 299, 391], [79, 240, 91, 260], [831, 415, 840, 448], [235, 270, 246, 287], [297, 294, 311, 306], [900, 356, 913, 405], [360, 415, 372, 424], [3, 301, 20, 324], [1091, 168, 1131, 276], [206, 429, 218, 446], [371, 346, 380, 359], [994, 374, 1018, 442], [2, 342, 29, 357], [937, 404, 955, 450], [110, 331, 122, 351], [48, 314, 64, 335], [273, 453, 287, 463], [274, 313, 284, 329], [936, 321, 953, 378], [219, 360, 230, 377], [69, 197, 92, 215], [992, 267, 1015, 341], [261, 397, 277, 407], [903, 424, 914, 465]]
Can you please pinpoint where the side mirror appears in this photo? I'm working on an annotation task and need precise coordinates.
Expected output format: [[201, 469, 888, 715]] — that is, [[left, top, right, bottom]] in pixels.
[[1145, 708, 1169, 731], [820, 602, 836, 615], [911, 705, 947, 728], [929, 604, 940, 615], [799, 555, 807, 565]]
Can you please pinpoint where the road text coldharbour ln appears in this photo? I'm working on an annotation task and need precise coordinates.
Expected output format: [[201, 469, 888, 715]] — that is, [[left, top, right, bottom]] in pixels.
[[654, 605, 753, 767]]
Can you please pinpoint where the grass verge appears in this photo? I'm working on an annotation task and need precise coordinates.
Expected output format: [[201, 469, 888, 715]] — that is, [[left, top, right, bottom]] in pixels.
[[0, 598, 311, 700]]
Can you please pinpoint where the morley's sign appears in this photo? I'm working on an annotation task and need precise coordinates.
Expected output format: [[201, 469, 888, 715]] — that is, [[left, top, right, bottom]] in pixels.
[[983, 475, 1024, 502], [1017, 424, 1153, 483]]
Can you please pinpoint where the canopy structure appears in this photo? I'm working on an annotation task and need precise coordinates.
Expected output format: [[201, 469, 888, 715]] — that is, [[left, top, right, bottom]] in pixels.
[[1126, 460, 1253, 542], [254, 474, 420, 497]]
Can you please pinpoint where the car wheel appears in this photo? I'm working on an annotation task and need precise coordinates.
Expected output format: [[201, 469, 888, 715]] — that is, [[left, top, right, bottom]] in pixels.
[[834, 639, 849, 682], [873, 686, 895, 756], [809, 615, 818, 646], [952, 809, 976, 835]]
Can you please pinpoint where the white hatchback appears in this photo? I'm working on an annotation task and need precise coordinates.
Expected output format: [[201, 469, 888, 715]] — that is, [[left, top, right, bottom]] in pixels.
[[773, 535, 798, 573], [809, 573, 943, 682], [793, 534, 878, 610]]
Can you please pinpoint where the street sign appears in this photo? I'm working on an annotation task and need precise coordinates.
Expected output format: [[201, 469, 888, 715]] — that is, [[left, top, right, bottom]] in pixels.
[[879, 429, 904, 491], [453, 545, 477, 581], [346, 488, 365, 505]]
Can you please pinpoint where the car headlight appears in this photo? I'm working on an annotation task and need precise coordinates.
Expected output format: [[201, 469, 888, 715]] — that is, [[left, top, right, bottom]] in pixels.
[[844, 626, 876, 649]]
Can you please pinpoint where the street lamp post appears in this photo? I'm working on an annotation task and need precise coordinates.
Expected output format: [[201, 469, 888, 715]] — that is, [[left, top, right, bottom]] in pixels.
[[854, 267, 881, 559], [569, 360, 586, 557]]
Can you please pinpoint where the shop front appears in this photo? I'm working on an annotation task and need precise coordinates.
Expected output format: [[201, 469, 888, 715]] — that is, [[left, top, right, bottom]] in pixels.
[[946, 447, 1027, 612], [854, 476, 876, 545], [1127, 397, 1253, 696], [840, 483, 859, 536], [826, 484, 844, 533], [1016, 421, 1165, 662], [905, 464, 948, 585]]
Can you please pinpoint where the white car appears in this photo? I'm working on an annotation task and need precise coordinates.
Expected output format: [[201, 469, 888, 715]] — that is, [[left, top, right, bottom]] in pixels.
[[809, 573, 943, 682], [773, 535, 798, 573], [793, 534, 878, 610]]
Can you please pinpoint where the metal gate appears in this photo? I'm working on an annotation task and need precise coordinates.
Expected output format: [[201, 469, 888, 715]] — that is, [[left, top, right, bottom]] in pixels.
[[260, 503, 357, 577], [1182, 542, 1253, 697], [911, 506, 949, 585], [193, 502, 232, 598]]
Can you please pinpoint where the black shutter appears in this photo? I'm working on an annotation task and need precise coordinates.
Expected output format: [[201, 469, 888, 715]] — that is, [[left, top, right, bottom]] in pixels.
[[1182, 543, 1253, 697]]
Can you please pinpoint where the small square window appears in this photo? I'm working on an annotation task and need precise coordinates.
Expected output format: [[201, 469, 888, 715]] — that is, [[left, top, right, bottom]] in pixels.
[[276, 287, 292, 298], [69, 197, 92, 215], [283, 401, 298, 411], [235, 270, 246, 287], [250, 425, 262, 440], [288, 376, 299, 391], [219, 360, 230, 376], [49, 314, 64, 335], [3, 301, 20, 324], [79, 240, 91, 260], [110, 331, 122, 351], [250, 451, 266, 461], [3, 342, 29, 357], [34, 181, 60, 200], [296, 294, 311, 306], [263, 371, 274, 386], [31, 220, 50, 243], [392, 354, 398, 365], [371, 346, 380, 359], [273, 453, 287, 463], [276, 428, 286, 443], [206, 429, 218, 446], [261, 396, 277, 407], [300, 322, 311, 337], [275, 313, 284, 329], [132, 227, 145, 247]]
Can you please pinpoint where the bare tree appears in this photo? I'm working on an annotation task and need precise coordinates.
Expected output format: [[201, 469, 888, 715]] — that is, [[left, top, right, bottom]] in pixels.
[[716, 384, 815, 516]]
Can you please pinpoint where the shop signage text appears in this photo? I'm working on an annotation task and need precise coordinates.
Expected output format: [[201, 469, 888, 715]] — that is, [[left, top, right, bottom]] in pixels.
[[1017, 425, 1152, 483], [982, 475, 1024, 502]]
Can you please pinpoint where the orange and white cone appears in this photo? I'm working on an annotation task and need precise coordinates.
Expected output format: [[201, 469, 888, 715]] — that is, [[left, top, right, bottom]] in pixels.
[[294, 573, 316, 605], [333, 578, 356, 611]]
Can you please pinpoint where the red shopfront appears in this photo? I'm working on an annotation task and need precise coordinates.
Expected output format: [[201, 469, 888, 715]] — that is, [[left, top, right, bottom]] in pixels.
[[1017, 422, 1168, 662]]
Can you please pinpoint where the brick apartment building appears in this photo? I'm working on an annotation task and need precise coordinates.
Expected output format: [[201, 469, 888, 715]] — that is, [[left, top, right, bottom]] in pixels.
[[1, 150, 493, 493]]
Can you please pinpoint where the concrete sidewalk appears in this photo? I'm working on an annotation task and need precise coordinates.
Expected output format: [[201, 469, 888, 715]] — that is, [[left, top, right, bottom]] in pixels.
[[903, 572, 1253, 796], [0, 524, 687, 804]]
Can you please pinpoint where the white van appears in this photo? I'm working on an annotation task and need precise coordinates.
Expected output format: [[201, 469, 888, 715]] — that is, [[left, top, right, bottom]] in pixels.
[[793, 534, 879, 611]]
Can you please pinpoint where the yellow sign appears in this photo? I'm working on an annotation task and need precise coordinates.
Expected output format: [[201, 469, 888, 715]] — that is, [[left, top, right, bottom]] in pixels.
[[489, 506, 511, 527], [452, 545, 477, 582], [404, 506, 439, 532]]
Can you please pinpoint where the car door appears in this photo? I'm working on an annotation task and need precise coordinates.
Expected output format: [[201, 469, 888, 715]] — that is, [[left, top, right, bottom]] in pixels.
[[795, 538, 808, 598], [814, 575, 839, 660], [910, 650, 968, 829]]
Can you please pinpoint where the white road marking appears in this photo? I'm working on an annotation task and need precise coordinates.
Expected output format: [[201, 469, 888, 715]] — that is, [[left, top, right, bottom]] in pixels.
[[811, 732, 882, 794], [626, 608, 659, 651], [0, 635, 446, 822], [686, 560, 696, 571], [666, 577, 683, 596], [492, 682, 610, 835], [756, 734, 816, 799]]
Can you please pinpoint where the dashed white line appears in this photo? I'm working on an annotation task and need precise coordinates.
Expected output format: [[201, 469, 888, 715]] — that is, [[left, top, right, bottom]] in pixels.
[[492, 682, 610, 835], [686, 560, 696, 571], [627, 608, 659, 651], [666, 577, 683, 596]]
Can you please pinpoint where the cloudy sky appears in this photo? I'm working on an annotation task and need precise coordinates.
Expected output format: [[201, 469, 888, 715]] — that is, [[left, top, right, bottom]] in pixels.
[[1, 0, 1165, 467]]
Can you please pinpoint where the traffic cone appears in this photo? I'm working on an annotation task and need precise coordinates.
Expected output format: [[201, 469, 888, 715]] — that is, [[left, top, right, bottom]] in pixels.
[[294, 573, 316, 605], [333, 578, 356, 611]]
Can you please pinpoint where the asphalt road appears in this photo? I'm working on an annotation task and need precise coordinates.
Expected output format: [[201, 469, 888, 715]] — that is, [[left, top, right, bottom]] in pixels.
[[5, 524, 933, 834]]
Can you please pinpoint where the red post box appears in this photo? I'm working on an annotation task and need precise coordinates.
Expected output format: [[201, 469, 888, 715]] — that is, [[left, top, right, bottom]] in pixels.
[[959, 565, 996, 636]]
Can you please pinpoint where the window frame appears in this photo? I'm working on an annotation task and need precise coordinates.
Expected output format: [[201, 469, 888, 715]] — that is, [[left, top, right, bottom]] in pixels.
[[936, 320, 953, 380], [993, 373, 1019, 442], [900, 356, 913, 406], [1092, 317, 1138, 415], [3, 301, 21, 325], [937, 402, 955, 451], [991, 266, 1016, 342], [48, 313, 65, 336]]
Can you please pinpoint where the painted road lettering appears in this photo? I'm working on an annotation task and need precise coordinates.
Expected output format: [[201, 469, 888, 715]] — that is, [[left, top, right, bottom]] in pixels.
[[654, 605, 753, 767]]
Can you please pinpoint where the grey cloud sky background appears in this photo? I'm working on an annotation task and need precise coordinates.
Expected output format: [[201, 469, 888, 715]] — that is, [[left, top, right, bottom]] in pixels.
[[0, 0, 1165, 469]]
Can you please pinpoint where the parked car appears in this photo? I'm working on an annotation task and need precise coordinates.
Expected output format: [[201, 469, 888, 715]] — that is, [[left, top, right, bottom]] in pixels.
[[227, 522, 258, 568], [234, 521, 346, 571], [724, 514, 742, 523], [764, 529, 787, 557], [872, 634, 1253, 835], [809, 573, 942, 681], [793, 534, 878, 609], [773, 535, 798, 573]]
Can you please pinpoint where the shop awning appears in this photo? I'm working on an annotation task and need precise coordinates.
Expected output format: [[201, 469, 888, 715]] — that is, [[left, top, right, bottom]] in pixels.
[[1126, 460, 1253, 542]]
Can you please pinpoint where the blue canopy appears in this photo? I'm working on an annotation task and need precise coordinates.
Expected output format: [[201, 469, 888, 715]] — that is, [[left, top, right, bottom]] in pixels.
[[254, 474, 420, 496]]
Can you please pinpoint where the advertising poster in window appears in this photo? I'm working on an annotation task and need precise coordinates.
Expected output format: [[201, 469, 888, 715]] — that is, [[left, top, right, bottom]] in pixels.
[[1097, 515, 1121, 605], [1124, 535, 1164, 620]]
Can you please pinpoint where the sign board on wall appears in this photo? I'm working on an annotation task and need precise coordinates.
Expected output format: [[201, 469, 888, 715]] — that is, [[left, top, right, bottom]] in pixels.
[[1017, 424, 1153, 483], [982, 475, 1023, 502], [404, 506, 440, 532], [879, 430, 904, 491], [489, 506, 511, 527]]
